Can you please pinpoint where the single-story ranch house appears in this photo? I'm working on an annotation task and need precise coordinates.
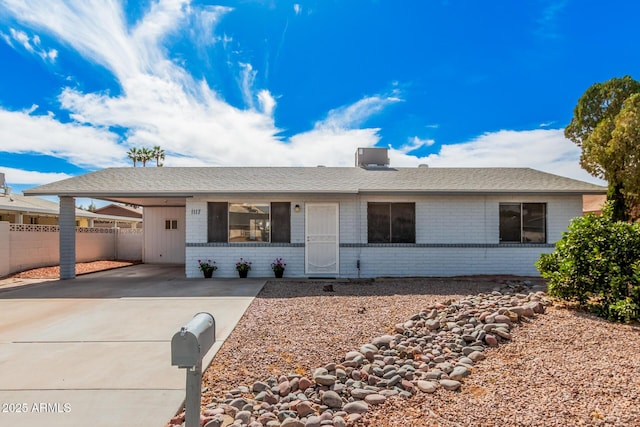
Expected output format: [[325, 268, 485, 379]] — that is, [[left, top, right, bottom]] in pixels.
[[24, 148, 606, 279]]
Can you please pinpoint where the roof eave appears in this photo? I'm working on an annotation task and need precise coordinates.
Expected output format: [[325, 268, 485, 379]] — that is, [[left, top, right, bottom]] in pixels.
[[24, 188, 607, 198]]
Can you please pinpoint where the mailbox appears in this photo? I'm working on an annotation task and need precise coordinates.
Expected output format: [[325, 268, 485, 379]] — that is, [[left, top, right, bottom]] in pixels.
[[171, 312, 216, 368], [171, 312, 216, 427]]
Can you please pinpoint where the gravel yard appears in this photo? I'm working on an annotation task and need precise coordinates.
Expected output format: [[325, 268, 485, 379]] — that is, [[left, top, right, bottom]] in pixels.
[[7, 265, 639, 426], [198, 278, 640, 427], [8, 260, 136, 279]]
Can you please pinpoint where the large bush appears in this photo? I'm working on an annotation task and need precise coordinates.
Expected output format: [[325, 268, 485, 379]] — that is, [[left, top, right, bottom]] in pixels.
[[536, 207, 640, 322]]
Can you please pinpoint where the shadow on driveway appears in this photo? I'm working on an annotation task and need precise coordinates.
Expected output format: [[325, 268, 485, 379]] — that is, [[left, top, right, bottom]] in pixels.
[[0, 264, 264, 299]]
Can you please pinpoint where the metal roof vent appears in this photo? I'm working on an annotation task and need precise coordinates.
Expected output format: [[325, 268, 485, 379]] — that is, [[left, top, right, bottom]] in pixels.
[[355, 148, 389, 168], [418, 164, 429, 168]]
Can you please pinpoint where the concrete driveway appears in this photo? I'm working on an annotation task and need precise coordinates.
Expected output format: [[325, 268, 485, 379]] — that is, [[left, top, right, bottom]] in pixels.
[[0, 264, 265, 427]]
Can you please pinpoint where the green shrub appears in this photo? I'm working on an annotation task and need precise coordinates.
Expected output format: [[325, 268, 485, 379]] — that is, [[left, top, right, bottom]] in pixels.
[[536, 205, 640, 322]]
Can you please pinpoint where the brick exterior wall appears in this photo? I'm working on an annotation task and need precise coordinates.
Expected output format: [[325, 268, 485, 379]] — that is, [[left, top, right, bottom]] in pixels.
[[184, 194, 582, 278]]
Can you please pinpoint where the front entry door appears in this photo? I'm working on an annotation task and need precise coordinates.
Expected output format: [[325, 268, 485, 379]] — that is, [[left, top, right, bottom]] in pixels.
[[305, 203, 339, 275]]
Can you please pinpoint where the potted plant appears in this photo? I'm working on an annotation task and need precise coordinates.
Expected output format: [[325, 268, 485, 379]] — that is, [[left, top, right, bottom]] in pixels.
[[271, 258, 286, 278], [198, 259, 217, 278], [235, 258, 252, 278]]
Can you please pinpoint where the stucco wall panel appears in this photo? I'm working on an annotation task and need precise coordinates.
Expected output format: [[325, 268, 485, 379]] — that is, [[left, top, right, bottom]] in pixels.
[[4, 225, 142, 275]]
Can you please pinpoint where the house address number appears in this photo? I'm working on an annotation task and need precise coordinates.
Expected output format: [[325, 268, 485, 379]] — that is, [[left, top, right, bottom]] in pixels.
[[191, 209, 201, 215]]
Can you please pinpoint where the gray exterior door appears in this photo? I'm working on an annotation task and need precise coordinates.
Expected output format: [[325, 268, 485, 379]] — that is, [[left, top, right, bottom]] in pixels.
[[305, 203, 339, 275]]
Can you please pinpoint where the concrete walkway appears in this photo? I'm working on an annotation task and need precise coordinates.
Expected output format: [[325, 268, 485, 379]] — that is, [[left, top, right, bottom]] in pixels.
[[0, 264, 265, 427]]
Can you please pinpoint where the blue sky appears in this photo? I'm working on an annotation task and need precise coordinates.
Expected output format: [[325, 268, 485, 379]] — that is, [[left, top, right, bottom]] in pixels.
[[1, 0, 637, 199]]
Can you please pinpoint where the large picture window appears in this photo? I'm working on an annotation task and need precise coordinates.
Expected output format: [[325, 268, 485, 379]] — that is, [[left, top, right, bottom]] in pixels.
[[207, 202, 290, 243], [499, 203, 546, 243], [229, 203, 270, 242], [368, 202, 415, 243]]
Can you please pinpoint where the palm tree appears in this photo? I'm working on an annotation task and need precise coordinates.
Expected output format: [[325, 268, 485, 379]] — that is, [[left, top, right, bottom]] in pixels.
[[139, 147, 153, 167], [152, 145, 165, 167], [127, 147, 140, 167]]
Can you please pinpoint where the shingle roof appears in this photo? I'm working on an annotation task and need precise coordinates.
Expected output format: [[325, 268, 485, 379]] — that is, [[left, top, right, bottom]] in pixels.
[[24, 166, 606, 198]]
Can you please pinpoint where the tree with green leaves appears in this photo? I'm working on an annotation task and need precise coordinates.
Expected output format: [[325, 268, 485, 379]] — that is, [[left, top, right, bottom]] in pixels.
[[152, 145, 165, 167], [126, 147, 140, 167], [609, 93, 640, 219], [565, 75, 640, 221], [139, 147, 153, 167], [536, 203, 640, 322]]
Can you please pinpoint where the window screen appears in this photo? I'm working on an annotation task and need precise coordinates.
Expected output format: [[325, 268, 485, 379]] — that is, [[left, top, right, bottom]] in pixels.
[[271, 202, 291, 243], [207, 202, 228, 242]]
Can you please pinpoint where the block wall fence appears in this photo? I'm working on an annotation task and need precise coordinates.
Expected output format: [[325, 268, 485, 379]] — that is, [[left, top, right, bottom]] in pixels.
[[0, 223, 143, 277]]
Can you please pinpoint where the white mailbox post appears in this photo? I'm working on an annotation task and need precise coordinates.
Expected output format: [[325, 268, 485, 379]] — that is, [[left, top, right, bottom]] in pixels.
[[171, 312, 216, 427]]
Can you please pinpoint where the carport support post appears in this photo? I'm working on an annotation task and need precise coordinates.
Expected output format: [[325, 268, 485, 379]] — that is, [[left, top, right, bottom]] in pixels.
[[59, 196, 76, 279], [185, 365, 202, 427]]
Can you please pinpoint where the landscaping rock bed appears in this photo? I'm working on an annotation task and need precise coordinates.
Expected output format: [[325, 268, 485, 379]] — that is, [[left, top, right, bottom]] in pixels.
[[170, 280, 553, 426], [8, 260, 135, 279]]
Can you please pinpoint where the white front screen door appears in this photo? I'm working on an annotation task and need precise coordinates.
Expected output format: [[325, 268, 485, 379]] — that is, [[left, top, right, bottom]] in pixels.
[[305, 203, 339, 275]]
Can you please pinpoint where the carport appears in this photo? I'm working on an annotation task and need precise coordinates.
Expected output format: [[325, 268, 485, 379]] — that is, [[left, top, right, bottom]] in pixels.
[[25, 170, 190, 279], [0, 264, 265, 427]]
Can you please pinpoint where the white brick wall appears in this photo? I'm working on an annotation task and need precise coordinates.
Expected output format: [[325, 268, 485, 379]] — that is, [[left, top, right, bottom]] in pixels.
[[186, 200, 208, 243], [188, 246, 304, 278], [184, 194, 583, 278], [343, 246, 552, 277]]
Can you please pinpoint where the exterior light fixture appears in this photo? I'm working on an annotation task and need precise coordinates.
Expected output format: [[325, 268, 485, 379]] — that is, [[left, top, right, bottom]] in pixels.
[[294, 204, 301, 213]]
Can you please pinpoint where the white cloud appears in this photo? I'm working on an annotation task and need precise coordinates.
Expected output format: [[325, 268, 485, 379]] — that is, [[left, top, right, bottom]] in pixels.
[[238, 62, 258, 110], [293, 4, 302, 15], [389, 128, 605, 185], [2, 27, 57, 62], [0, 0, 601, 190], [408, 135, 435, 148], [257, 89, 276, 116], [0, 166, 72, 185], [0, 0, 398, 175], [0, 108, 126, 168], [190, 5, 232, 47], [320, 95, 401, 130]]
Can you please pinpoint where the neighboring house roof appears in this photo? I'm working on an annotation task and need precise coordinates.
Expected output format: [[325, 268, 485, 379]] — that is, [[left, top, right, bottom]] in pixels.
[[0, 193, 142, 223], [24, 167, 607, 204], [93, 203, 143, 218]]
